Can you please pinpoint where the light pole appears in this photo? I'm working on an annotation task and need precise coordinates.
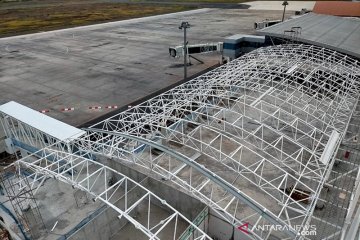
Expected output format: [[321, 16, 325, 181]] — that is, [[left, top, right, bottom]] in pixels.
[[179, 21, 190, 79], [282, 1, 289, 22]]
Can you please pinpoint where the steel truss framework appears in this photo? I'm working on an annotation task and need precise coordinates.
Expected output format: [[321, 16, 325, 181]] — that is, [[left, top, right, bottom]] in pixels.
[[316, 145, 360, 240], [313, 105, 360, 240], [81, 44, 360, 239], [1, 44, 359, 240], [4, 148, 212, 240]]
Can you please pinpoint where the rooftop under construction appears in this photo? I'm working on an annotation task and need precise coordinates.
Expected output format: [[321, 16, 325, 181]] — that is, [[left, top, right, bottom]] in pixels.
[[0, 2, 359, 240]]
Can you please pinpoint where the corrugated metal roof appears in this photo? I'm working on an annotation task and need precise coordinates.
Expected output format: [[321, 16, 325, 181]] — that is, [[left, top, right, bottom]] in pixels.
[[257, 13, 360, 58], [313, 2, 360, 17], [0, 101, 86, 142]]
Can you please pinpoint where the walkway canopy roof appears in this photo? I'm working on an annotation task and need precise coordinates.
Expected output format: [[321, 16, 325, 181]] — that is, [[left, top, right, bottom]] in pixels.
[[0, 101, 85, 142]]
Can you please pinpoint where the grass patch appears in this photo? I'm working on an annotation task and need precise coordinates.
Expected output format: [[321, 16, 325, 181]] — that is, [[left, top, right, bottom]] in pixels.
[[131, 0, 339, 2], [0, 3, 193, 37], [131, 0, 249, 2]]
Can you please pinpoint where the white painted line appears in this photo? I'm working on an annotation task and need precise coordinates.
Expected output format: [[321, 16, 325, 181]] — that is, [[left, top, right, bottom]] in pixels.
[[51, 221, 58, 232]]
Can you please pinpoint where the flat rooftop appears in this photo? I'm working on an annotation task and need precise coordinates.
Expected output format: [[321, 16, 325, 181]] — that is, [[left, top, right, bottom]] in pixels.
[[257, 13, 360, 58], [0, 8, 292, 126]]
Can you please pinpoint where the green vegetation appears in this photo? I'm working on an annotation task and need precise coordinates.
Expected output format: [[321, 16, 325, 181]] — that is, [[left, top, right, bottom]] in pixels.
[[1, 0, 342, 37], [131, 0, 248, 2], [131, 0, 340, 2], [0, 3, 193, 36]]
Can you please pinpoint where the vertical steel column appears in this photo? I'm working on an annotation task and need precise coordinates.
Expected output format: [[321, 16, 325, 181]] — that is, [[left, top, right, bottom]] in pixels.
[[179, 22, 190, 79]]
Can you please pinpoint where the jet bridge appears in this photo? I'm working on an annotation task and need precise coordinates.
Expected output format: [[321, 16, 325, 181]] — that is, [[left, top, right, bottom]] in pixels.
[[0, 101, 85, 156]]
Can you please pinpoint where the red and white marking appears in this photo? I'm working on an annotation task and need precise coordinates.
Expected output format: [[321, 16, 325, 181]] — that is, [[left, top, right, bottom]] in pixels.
[[105, 105, 118, 109], [89, 106, 102, 110], [38, 105, 121, 113], [61, 107, 75, 112]]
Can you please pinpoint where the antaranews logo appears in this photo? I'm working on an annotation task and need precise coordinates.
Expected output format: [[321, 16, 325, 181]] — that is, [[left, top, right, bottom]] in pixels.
[[237, 223, 249, 234], [237, 223, 317, 236]]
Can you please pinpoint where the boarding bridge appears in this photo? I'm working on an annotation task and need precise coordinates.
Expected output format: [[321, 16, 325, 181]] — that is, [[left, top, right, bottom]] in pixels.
[[169, 42, 223, 64], [0, 101, 85, 158]]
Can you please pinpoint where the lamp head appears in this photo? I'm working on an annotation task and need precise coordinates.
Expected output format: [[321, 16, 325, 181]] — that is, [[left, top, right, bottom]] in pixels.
[[179, 21, 190, 29]]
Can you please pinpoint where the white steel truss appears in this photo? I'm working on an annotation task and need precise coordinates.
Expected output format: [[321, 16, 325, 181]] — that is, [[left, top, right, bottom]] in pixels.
[[1, 44, 359, 240], [4, 147, 212, 240], [310, 104, 360, 240], [81, 44, 360, 239], [76, 129, 303, 239]]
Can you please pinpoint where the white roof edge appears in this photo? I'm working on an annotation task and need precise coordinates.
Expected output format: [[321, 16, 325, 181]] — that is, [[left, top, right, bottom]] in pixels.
[[0, 101, 86, 142]]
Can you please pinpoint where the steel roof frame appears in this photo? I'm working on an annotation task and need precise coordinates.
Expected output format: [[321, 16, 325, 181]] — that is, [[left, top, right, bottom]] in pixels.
[[5, 147, 212, 240], [85, 44, 359, 239], [1, 44, 359, 240]]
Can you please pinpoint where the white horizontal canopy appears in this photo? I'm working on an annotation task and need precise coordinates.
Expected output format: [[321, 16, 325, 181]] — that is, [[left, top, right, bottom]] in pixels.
[[0, 101, 85, 142]]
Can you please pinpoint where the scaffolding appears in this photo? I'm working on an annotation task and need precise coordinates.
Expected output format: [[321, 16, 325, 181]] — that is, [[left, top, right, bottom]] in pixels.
[[0, 166, 46, 239]]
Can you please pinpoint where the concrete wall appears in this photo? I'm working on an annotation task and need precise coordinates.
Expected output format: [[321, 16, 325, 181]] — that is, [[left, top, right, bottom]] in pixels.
[[99, 157, 205, 220], [179, 207, 209, 240], [67, 178, 153, 240], [208, 209, 251, 240], [67, 205, 126, 240], [67, 157, 206, 240], [143, 178, 204, 221]]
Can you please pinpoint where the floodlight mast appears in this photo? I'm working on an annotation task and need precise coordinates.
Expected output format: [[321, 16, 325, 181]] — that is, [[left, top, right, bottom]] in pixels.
[[282, 1, 289, 22], [179, 21, 190, 79]]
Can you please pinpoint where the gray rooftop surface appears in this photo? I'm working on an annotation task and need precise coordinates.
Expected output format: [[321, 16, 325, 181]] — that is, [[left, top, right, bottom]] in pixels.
[[257, 13, 360, 58]]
